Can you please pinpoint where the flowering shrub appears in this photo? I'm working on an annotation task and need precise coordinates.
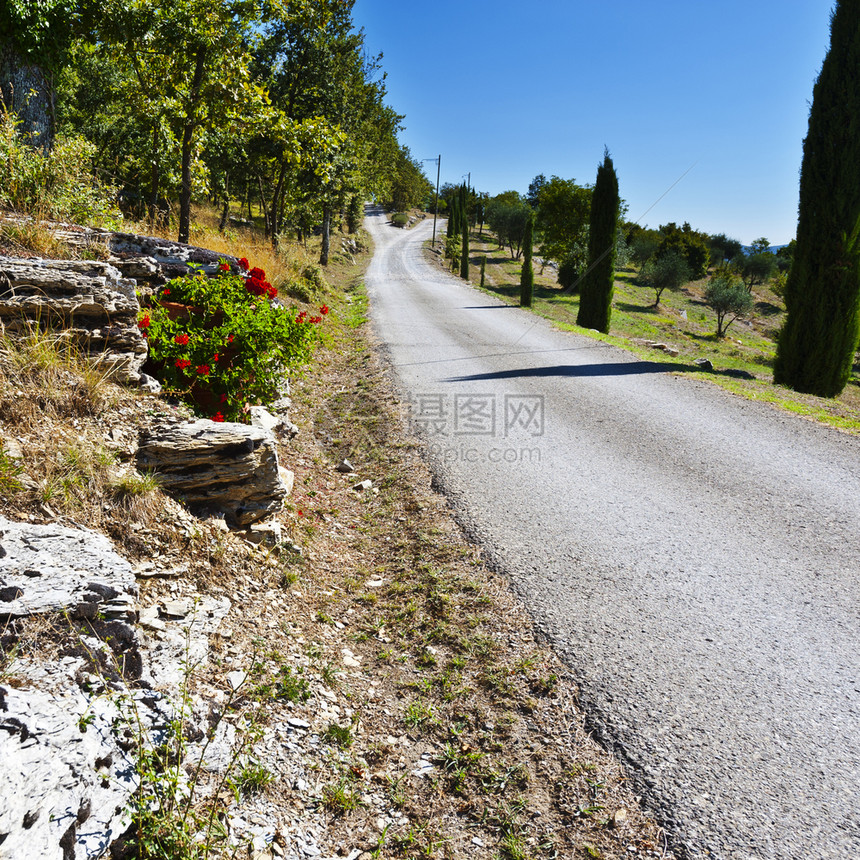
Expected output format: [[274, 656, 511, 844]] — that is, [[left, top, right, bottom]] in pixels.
[[139, 260, 326, 421]]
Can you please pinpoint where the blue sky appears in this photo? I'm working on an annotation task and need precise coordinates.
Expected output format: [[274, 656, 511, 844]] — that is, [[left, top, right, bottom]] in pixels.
[[351, 0, 835, 245]]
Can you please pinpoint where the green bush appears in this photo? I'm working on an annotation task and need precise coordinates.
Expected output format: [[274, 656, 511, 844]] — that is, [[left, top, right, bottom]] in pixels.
[[140, 261, 324, 421], [704, 273, 753, 337], [0, 112, 122, 227], [391, 212, 409, 228]]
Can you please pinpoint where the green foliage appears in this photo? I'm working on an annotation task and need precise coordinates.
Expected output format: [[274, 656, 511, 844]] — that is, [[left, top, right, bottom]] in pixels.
[[486, 191, 531, 260], [709, 232, 743, 266], [774, 0, 860, 397], [480, 255, 486, 288], [638, 248, 691, 306], [141, 263, 323, 421], [0, 441, 24, 495], [557, 255, 582, 291], [519, 213, 534, 307], [386, 146, 432, 212], [657, 222, 710, 278], [704, 273, 754, 337], [735, 251, 777, 293], [0, 111, 122, 226], [577, 150, 619, 333], [390, 212, 408, 228], [460, 209, 470, 280], [534, 175, 591, 271]]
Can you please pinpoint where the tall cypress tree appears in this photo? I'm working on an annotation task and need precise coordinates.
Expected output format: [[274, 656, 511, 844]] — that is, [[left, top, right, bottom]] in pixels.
[[520, 213, 535, 307], [577, 150, 619, 333], [773, 1, 860, 397], [460, 212, 470, 280]]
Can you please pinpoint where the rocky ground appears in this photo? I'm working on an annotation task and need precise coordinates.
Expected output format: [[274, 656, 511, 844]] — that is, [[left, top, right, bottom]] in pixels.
[[0, 230, 676, 860]]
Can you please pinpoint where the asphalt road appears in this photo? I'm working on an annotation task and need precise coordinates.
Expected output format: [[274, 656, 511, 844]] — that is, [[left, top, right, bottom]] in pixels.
[[362, 209, 860, 860]]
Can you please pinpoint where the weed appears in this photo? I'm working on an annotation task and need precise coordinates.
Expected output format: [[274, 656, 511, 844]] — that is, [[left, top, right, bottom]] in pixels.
[[403, 698, 435, 729], [323, 722, 354, 749], [0, 442, 24, 494], [321, 778, 360, 814], [233, 760, 275, 796]]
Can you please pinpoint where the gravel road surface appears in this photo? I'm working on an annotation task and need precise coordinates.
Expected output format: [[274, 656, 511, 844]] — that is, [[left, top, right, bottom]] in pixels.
[[363, 209, 860, 859]]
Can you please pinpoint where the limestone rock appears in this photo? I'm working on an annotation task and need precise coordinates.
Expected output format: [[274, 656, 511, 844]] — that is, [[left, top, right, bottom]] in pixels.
[[0, 516, 138, 619], [135, 419, 287, 526], [0, 673, 139, 860], [0, 256, 147, 384]]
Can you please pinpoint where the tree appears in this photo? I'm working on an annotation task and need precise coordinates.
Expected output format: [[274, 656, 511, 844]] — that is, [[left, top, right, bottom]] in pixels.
[[577, 150, 619, 333], [526, 173, 546, 209], [460, 202, 470, 280], [639, 249, 690, 306], [709, 233, 743, 266], [774, 2, 860, 395], [486, 191, 530, 259], [657, 222, 710, 278], [0, 0, 88, 148], [520, 212, 534, 307], [705, 273, 754, 337], [735, 251, 776, 293], [534, 176, 591, 274]]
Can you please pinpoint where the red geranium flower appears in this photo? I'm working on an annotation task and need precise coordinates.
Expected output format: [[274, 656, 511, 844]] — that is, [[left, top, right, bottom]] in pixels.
[[227, 334, 234, 343], [310, 315, 322, 324], [196, 364, 210, 375], [249, 267, 266, 281], [238, 257, 249, 271], [212, 412, 225, 422], [267, 285, 278, 299], [175, 358, 192, 370], [218, 262, 230, 272], [320, 304, 329, 315], [296, 312, 307, 323], [213, 353, 220, 362], [174, 333, 190, 345], [137, 315, 150, 329], [162, 287, 171, 296]]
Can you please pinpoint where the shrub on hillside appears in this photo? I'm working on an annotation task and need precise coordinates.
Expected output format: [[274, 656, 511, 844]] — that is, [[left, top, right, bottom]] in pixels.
[[391, 213, 409, 228], [0, 112, 123, 228]]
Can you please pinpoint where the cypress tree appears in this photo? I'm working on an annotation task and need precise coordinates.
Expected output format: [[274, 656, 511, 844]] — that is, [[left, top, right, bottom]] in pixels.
[[577, 149, 619, 333], [520, 213, 534, 307], [460, 213, 470, 280], [773, 1, 860, 397]]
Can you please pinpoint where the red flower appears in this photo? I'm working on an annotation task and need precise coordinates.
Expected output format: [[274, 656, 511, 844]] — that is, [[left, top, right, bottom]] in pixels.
[[218, 262, 230, 272], [175, 358, 192, 370], [298, 510, 304, 517], [174, 333, 190, 346], [220, 393, 228, 403], [267, 285, 278, 299], [227, 334, 234, 343], [162, 287, 171, 296], [213, 353, 220, 362], [137, 314, 150, 329], [249, 267, 266, 281], [212, 412, 225, 422], [320, 304, 329, 315], [296, 312, 307, 323], [245, 277, 266, 296], [196, 364, 210, 375], [238, 257, 249, 271], [310, 315, 322, 324]]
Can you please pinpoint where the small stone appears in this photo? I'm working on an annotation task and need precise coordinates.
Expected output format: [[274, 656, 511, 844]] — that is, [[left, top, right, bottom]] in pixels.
[[160, 599, 192, 618], [227, 670, 247, 690], [336, 459, 354, 473], [288, 717, 310, 729], [352, 479, 373, 492], [612, 808, 629, 828], [693, 358, 714, 371], [664, 347, 680, 357]]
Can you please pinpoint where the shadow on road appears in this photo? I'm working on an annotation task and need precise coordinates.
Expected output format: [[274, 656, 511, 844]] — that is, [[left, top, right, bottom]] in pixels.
[[444, 360, 706, 382]]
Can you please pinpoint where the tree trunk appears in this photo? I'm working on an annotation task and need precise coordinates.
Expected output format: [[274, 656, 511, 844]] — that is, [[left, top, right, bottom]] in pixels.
[[177, 50, 207, 244], [269, 158, 289, 247], [320, 204, 331, 266], [148, 125, 161, 226], [257, 174, 271, 238], [0, 44, 54, 150], [218, 172, 230, 232]]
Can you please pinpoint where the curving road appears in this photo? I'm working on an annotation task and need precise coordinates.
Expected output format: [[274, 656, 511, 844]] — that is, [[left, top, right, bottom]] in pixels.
[[362, 209, 860, 860]]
